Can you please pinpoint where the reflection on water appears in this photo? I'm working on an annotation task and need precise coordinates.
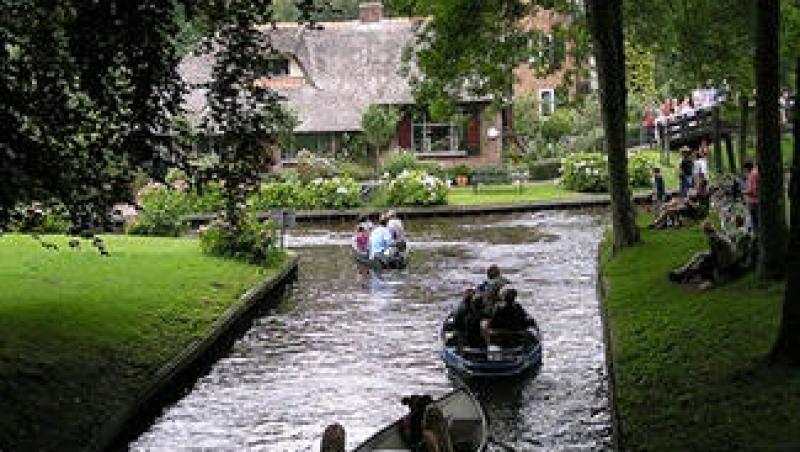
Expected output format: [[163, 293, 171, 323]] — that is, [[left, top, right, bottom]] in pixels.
[[132, 211, 612, 451]]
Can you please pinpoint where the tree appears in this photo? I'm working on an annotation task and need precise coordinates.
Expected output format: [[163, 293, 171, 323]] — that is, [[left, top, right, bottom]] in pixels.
[[361, 105, 402, 163], [201, 0, 296, 227], [0, 0, 190, 233], [586, 0, 640, 253], [755, 0, 788, 279]]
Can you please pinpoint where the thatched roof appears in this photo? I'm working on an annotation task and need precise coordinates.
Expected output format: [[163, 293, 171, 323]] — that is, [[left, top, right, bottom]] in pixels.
[[179, 18, 427, 133]]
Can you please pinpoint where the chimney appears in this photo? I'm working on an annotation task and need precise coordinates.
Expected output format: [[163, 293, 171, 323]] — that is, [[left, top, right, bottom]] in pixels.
[[359, 2, 383, 23]]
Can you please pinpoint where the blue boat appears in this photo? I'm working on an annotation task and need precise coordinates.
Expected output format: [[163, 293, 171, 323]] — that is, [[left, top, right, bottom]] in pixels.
[[440, 310, 543, 379]]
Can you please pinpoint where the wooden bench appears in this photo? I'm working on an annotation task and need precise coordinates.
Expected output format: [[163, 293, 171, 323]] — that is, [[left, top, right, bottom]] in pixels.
[[470, 170, 530, 194]]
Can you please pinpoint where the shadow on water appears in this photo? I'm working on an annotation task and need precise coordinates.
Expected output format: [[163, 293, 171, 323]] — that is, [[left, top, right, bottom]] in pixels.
[[132, 210, 612, 451]]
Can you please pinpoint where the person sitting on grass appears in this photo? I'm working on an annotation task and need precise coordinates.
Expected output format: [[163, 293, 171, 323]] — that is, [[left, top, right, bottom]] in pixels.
[[649, 180, 710, 229], [669, 219, 741, 289]]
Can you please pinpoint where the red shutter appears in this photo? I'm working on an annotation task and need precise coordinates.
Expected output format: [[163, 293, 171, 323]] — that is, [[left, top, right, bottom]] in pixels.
[[467, 112, 481, 147], [397, 116, 412, 149]]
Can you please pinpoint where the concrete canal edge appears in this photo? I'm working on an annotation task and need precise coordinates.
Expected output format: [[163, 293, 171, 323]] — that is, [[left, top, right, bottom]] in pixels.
[[185, 193, 656, 226], [597, 244, 622, 452], [92, 254, 300, 452]]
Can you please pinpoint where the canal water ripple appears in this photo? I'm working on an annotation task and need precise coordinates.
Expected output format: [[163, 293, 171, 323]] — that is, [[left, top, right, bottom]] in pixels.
[[132, 210, 612, 451]]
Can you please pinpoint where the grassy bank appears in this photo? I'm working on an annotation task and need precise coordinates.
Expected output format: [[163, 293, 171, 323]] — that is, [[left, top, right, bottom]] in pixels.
[[601, 219, 800, 450], [0, 234, 285, 450], [447, 181, 578, 205]]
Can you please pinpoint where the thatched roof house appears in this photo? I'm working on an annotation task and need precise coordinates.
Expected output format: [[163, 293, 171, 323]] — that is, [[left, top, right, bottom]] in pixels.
[[179, 2, 504, 167]]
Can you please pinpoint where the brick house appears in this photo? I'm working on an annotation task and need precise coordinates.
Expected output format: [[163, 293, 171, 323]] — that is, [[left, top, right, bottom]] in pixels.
[[179, 2, 504, 169]]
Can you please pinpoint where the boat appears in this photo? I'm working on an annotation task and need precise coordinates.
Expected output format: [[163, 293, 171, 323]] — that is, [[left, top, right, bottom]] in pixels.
[[353, 388, 488, 452], [352, 247, 408, 270], [440, 309, 543, 379]]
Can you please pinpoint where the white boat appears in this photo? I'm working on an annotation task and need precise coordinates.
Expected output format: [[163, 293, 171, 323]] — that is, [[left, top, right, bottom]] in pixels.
[[353, 388, 487, 452]]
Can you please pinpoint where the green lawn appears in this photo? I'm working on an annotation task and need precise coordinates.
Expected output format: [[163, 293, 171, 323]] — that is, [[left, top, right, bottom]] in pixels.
[[0, 234, 284, 450], [601, 219, 799, 451], [447, 181, 580, 205]]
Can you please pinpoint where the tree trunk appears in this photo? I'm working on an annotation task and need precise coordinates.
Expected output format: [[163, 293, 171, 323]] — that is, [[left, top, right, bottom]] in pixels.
[[739, 93, 749, 170], [769, 57, 800, 365], [587, 0, 640, 253], [755, 0, 787, 279]]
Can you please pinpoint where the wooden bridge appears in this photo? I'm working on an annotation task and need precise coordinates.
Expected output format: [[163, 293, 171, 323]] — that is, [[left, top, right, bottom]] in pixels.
[[658, 106, 737, 172]]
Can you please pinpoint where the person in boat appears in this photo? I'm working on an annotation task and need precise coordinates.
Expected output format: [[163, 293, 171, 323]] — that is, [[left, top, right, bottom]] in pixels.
[[421, 405, 454, 452], [475, 265, 511, 348], [320, 423, 346, 452], [399, 394, 434, 448], [452, 288, 485, 348], [369, 216, 393, 261], [358, 214, 374, 233], [352, 224, 369, 255], [486, 287, 535, 347], [386, 209, 407, 252]]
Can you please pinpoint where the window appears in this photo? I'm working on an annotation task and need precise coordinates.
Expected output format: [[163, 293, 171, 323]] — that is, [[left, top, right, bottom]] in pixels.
[[411, 112, 466, 155], [539, 89, 555, 117], [263, 58, 289, 77]]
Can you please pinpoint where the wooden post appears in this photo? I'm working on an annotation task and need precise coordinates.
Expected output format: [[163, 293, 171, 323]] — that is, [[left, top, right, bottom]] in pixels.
[[713, 105, 723, 174], [739, 93, 749, 169]]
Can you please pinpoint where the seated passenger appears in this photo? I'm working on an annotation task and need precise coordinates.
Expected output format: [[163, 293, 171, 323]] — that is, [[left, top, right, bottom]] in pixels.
[[368, 217, 393, 260], [476, 264, 510, 315], [386, 209, 407, 252], [486, 288, 533, 346], [453, 288, 485, 348], [399, 394, 433, 448], [353, 225, 369, 254], [320, 423, 346, 452], [669, 220, 741, 288], [421, 405, 454, 452]]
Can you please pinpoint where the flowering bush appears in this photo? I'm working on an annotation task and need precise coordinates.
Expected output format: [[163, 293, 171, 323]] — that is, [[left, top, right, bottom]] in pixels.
[[382, 170, 448, 206], [200, 216, 278, 265], [559, 151, 662, 192], [248, 177, 362, 210], [248, 180, 306, 210], [559, 152, 609, 192], [303, 177, 362, 209]]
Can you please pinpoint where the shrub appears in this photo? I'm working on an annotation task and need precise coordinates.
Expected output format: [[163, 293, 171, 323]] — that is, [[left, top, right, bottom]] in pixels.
[[381, 170, 448, 206], [248, 180, 306, 210], [559, 152, 610, 192], [381, 151, 422, 177], [127, 186, 191, 236], [8, 202, 72, 233], [527, 158, 562, 181], [199, 216, 278, 265], [336, 161, 375, 181], [303, 177, 362, 209], [188, 181, 225, 213], [559, 150, 662, 192], [628, 150, 662, 187]]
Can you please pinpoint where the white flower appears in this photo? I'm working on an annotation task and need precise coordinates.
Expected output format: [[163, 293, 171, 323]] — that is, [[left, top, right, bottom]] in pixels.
[[336, 186, 348, 195]]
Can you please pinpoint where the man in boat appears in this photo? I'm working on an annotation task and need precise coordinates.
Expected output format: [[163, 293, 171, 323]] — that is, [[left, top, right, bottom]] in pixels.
[[452, 288, 485, 348], [352, 224, 369, 255], [320, 423, 345, 452], [386, 209, 406, 252], [485, 287, 536, 347], [476, 265, 510, 342], [368, 216, 393, 261]]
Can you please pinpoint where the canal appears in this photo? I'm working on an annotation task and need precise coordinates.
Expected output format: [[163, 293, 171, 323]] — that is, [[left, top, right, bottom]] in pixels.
[[132, 210, 612, 451]]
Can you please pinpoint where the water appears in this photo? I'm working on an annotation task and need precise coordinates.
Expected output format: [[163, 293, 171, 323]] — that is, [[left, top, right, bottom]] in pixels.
[[132, 211, 612, 451]]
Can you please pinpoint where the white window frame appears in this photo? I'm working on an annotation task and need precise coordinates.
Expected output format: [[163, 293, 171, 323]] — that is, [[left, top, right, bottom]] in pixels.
[[539, 88, 556, 117]]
